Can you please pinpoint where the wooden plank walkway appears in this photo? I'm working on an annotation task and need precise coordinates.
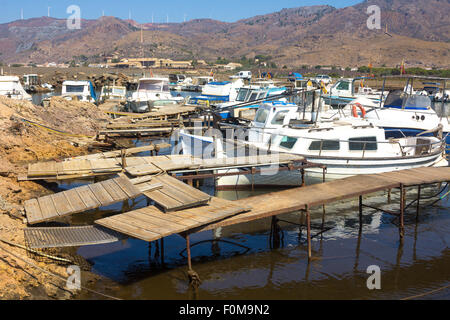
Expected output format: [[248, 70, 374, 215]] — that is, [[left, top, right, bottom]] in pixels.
[[105, 105, 198, 121], [141, 174, 211, 212], [24, 176, 142, 225], [197, 167, 450, 232], [95, 197, 251, 242], [20, 153, 305, 181]]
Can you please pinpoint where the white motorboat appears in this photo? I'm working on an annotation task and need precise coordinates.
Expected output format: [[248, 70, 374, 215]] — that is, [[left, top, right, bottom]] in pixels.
[[0, 76, 32, 101], [61, 80, 97, 103], [178, 101, 447, 188], [127, 77, 183, 113]]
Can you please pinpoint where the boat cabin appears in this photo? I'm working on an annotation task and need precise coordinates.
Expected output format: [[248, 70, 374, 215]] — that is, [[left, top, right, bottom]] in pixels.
[[61, 80, 97, 102], [0, 76, 32, 101]]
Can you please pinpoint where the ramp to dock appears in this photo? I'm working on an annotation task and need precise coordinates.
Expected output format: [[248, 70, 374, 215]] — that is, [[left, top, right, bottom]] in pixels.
[[24, 225, 125, 249], [24, 176, 142, 225], [95, 197, 251, 242]]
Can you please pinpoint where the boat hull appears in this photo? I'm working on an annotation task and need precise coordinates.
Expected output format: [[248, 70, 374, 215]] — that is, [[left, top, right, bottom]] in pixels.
[[216, 153, 447, 188]]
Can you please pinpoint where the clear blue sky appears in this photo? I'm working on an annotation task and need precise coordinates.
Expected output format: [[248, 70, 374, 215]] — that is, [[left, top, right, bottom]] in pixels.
[[2, 0, 363, 24]]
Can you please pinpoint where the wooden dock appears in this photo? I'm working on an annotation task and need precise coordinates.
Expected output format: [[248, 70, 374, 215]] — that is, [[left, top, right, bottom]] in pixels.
[[19, 153, 306, 181], [141, 174, 211, 212], [104, 105, 199, 121], [24, 176, 142, 225], [22, 166, 450, 285], [95, 197, 251, 242]]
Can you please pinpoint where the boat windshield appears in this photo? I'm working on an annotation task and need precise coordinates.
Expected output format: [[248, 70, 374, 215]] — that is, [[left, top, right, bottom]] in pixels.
[[236, 88, 250, 101], [65, 85, 85, 93], [384, 90, 431, 109], [139, 81, 169, 92], [254, 108, 269, 124]]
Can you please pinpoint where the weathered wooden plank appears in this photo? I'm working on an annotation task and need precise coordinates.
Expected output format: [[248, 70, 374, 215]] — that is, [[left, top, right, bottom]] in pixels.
[[24, 199, 43, 224], [37, 195, 58, 220], [51, 192, 73, 216], [137, 183, 164, 193], [144, 189, 183, 211], [88, 183, 115, 207], [28, 161, 57, 176], [61, 160, 92, 175], [98, 216, 160, 242], [101, 179, 128, 201], [112, 177, 142, 198], [122, 211, 177, 235], [64, 188, 88, 213], [155, 174, 211, 201], [125, 164, 162, 176], [139, 208, 199, 227], [75, 186, 101, 209]]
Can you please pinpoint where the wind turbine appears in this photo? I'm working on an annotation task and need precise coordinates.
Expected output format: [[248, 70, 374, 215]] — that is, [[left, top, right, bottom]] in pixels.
[[48, 7, 51, 17], [21, 8, 24, 20]]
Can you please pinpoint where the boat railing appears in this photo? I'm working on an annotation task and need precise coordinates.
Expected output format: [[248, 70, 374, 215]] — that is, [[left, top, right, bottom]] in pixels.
[[282, 135, 444, 158]]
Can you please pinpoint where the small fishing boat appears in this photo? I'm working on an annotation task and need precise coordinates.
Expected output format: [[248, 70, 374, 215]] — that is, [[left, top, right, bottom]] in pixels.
[[126, 77, 183, 113], [216, 83, 287, 119], [187, 79, 245, 106], [323, 77, 385, 107], [0, 76, 32, 101], [100, 85, 127, 102], [183, 76, 214, 92], [61, 80, 97, 103]]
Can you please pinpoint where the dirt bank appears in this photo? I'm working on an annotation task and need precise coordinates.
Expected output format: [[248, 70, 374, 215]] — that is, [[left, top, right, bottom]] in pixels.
[[0, 96, 109, 299]]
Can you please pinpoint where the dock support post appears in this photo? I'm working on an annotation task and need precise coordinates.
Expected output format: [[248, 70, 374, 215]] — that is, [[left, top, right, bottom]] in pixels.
[[186, 235, 192, 270], [160, 238, 165, 266], [416, 185, 421, 219], [186, 234, 201, 288], [306, 205, 312, 260], [387, 189, 391, 204], [121, 149, 127, 168], [301, 168, 305, 187], [359, 195, 363, 231], [399, 184, 405, 240]]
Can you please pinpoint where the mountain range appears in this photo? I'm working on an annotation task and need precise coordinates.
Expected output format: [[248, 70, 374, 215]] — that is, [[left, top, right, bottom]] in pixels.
[[0, 0, 449, 68]]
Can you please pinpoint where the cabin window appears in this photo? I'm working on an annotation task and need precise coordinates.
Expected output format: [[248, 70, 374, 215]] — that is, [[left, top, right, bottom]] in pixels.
[[236, 89, 250, 101], [271, 111, 289, 125], [335, 81, 350, 91], [249, 92, 259, 101], [66, 85, 85, 93], [349, 137, 377, 151], [254, 108, 269, 124], [279, 136, 298, 149], [308, 140, 340, 151]]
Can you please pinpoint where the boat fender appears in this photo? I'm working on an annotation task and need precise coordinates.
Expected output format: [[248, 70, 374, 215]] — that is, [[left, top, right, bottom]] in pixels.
[[351, 103, 366, 118]]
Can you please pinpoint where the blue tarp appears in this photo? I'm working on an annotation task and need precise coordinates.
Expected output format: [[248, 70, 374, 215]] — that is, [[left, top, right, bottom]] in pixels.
[[288, 72, 303, 81], [89, 81, 97, 101]]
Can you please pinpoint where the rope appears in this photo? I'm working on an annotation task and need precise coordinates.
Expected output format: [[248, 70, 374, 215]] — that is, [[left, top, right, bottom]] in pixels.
[[0, 243, 121, 300], [0, 237, 72, 264], [17, 117, 95, 138]]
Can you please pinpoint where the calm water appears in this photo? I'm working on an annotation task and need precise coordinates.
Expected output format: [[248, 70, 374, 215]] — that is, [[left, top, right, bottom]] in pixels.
[[58, 141, 450, 300]]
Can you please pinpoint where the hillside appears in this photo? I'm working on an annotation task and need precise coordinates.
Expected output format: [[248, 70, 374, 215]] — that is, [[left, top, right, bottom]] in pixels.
[[0, 0, 448, 68]]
